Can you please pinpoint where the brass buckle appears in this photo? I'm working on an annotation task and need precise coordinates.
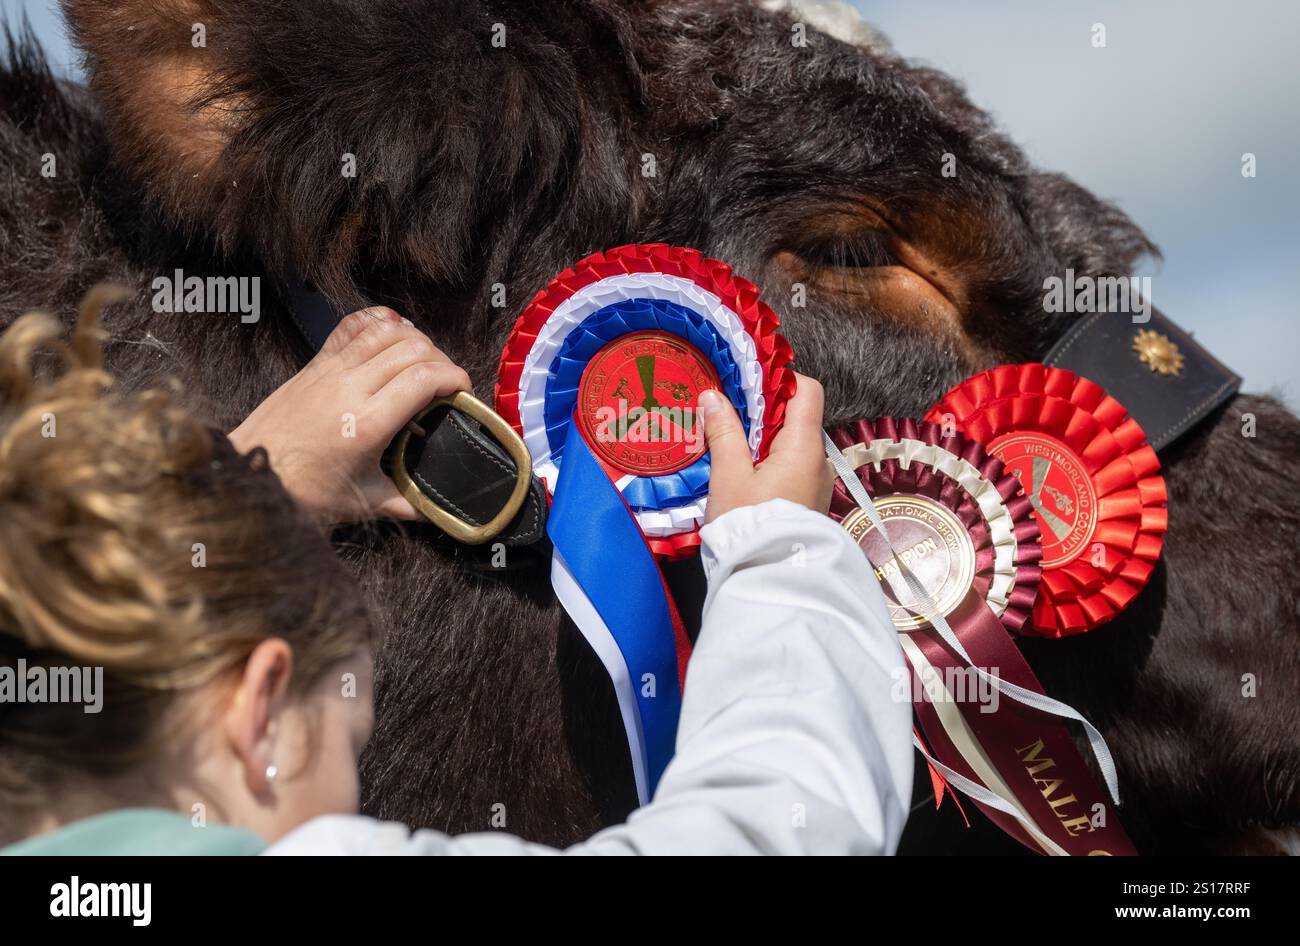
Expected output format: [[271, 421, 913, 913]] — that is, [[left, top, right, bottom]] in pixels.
[[391, 391, 533, 545]]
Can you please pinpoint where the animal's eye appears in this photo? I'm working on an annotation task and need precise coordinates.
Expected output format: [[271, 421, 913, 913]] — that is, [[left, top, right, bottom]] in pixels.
[[796, 231, 898, 270]]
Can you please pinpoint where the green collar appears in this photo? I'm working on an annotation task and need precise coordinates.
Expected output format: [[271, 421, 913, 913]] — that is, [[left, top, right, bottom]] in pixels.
[[2, 808, 266, 856]]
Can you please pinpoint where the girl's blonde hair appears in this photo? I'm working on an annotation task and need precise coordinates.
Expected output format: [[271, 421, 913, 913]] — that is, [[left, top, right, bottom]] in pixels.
[[0, 287, 373, 839]]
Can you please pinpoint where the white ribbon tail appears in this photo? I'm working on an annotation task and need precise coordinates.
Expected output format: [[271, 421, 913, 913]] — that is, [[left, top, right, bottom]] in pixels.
[[912, 735, 1068, 857]]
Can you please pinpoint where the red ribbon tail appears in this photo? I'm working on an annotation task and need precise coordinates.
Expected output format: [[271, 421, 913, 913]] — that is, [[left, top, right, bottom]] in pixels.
[[917, 728, 971, 826]]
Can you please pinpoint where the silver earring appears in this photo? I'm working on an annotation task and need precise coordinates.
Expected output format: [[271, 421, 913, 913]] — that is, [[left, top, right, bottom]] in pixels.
[[265, 764, 278, 785]]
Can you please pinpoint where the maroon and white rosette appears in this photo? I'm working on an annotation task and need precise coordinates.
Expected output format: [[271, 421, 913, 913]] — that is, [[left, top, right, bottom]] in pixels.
[[829, 417, 1042, 636], [826, 418, 1136, 856]]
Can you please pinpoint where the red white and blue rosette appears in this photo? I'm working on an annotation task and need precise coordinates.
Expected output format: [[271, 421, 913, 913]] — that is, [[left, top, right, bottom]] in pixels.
[[497, 244, 794, 557], [495, 245, 794, 801]]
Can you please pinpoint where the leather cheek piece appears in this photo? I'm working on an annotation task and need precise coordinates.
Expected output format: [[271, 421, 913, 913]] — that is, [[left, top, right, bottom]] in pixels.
[[1044, 306, 1242, 452], [396, 405, 549, 547]]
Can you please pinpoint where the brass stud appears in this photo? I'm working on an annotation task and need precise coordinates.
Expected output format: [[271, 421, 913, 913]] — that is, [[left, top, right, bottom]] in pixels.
[[1133, 329, 1184, 377]]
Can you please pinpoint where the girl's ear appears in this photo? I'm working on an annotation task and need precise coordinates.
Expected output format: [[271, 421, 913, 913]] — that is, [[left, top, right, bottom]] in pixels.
[[223, 638, 294, 797], [62, 1, 238, 223]]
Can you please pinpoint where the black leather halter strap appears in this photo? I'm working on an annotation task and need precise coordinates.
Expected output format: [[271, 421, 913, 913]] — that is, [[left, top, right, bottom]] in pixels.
[[1044, 306, 1241, 452], [280, 275, 549, 549]]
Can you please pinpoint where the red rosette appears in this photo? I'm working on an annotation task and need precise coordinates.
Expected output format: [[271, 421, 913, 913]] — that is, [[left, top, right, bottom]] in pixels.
[[494, 244, 796, 558], [926, 364, 1168, 637], [827, 416, 1043, 634]]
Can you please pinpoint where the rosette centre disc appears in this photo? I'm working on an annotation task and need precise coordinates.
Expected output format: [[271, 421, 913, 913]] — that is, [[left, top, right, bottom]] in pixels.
[[842, 495, 976, 631], [988, 432, 1098, 568], [577, 330, 721, 476]]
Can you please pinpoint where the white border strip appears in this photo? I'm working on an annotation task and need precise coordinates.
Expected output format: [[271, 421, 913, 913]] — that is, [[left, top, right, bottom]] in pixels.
[[551, 550, 650, 804]]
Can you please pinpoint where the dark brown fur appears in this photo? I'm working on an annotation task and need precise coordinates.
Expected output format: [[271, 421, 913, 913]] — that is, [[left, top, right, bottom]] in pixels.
[[1, 1, 1296, 852]]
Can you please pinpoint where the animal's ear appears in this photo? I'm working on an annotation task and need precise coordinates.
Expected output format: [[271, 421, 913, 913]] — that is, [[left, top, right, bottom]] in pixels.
[[62, 1, 235, 226], [61, 0, 648, 305]]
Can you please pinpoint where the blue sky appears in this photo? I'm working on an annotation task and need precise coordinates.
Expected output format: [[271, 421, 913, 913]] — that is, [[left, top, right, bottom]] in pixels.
[[7, 0, 1297, 402], [857, 0, 1299, 405]]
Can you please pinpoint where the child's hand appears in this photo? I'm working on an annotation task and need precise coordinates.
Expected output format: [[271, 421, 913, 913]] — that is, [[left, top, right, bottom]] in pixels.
[[229, 307, 472, 527], [699, 374, 833, 522]]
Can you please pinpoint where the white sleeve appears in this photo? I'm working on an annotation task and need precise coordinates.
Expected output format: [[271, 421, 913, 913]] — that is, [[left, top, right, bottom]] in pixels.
[[265, 499, 913, 856]]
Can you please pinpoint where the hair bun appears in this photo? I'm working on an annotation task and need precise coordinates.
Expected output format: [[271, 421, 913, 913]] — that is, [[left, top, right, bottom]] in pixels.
[[0, 285, 212, 675]]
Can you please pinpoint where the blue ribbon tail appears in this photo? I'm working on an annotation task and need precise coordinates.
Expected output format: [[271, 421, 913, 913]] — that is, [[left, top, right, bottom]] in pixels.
[[547, 421, 682, 803]]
